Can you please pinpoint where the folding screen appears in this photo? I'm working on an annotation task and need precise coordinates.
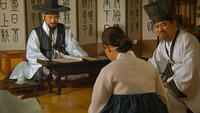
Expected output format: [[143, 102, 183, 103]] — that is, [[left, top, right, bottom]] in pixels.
[[0, 0, 26, 50]]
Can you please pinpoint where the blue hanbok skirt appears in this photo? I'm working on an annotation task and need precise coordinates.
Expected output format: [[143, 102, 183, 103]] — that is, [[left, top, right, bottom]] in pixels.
[[100, 92, 168, 113]]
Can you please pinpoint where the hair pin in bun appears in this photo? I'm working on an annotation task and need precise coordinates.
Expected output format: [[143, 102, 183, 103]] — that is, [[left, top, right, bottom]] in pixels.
[[118, 37, 129, 45]]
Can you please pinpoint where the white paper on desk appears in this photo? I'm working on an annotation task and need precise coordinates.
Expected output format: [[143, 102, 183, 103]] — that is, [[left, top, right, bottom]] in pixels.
[[55, 51, 98, 61], [53, 56, 98, 63], [69, 56, 98, 61], [52, 58, 82, 63]]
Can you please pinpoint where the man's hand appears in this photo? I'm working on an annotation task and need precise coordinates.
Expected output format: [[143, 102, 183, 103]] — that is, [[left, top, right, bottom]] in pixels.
[[163, 82, 170, 89]]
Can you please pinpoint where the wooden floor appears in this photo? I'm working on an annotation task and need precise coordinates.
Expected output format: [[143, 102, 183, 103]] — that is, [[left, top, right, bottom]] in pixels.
[[37, 85, 93, 113], [0, 72, 94, 113]]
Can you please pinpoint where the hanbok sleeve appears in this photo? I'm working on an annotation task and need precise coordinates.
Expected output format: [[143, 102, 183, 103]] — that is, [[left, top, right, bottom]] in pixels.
[[26, 30, 48, 65], [88, 67, 113, 113], [148, 43, 168, 76], [168, 34, 200, 98], [64, 27, 88, 57]]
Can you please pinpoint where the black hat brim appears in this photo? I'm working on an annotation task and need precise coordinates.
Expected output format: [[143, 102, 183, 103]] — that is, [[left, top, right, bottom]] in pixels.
[[33, 4, 71, 12]]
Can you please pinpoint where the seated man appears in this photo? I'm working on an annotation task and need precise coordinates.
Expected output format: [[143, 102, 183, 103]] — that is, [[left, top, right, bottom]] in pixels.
[[4, 0, 89, 88]]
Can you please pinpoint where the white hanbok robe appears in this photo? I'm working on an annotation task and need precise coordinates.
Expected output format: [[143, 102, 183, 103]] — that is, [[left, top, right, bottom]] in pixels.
[[9, 21, 88, 79], [148, 30, 200, 113], [89, 51, 168, 113]]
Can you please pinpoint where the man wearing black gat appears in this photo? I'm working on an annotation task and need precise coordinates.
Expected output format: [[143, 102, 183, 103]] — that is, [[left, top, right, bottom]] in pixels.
[[89, 27, 168, 113], [144, 1, 200, 113], [5, 0, 88, 92]]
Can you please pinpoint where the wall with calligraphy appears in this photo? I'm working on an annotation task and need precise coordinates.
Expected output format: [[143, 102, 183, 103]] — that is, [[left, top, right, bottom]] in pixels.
[[0, 0, 26, 50], [77, 0, 97, 45], [97, 0, 126, 43], [126, 0, 142, 57], [0, 0, 147, 56], [0, 0, 159, 72], [141, 0, 160, 58], [127, 0, 141, 41], [142, 0, 157, 40], [26, 0, 44, 37]]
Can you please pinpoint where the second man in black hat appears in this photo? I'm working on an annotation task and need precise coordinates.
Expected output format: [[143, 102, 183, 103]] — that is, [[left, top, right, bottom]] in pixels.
[[144, 1, 200, 113]]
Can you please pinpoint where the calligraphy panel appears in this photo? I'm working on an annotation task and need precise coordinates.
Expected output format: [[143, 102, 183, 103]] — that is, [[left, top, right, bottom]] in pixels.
[[97, 0, 126, 42], [77, 0, 97, 45], [58, 0, 77, 38], [142, 0, 157, 40], [127, 0, 141, 41], [0, 0, 26, 50], [25, 0, 44, 36]]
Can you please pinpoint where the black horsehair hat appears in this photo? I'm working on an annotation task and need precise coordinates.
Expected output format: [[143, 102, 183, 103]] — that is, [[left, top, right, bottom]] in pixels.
[[143, 0, 173, 24], [32, 0, 71, 14]]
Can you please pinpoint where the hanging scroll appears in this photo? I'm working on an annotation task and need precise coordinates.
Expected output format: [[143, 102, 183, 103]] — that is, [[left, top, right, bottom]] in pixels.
[[97, 0, 126, 42], [127, 0, 142, 41], [142, 0, 157, 40], [58, 0, 77, 38], [0, 0, 26, 50], [77, 0, 97, 45], [26, 0, 44, 36]]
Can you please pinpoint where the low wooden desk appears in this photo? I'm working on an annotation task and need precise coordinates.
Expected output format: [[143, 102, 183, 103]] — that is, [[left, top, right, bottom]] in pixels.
[[37, 56, 110, 94]]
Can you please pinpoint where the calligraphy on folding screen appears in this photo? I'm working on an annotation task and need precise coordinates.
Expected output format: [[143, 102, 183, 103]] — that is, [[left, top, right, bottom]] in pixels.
[[142, 0, 157, 40], [0, 0, 26, 50], [58, 0, 77, 39], [77, 0, 97, 45], [126, 0, 142, 41], [97, 0, 126, 43], [26, 0, 44, 36]]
